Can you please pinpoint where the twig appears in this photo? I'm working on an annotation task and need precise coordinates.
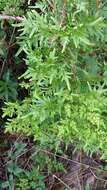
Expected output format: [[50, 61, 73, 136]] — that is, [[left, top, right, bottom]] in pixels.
[[0, 26, 16, 79], [24, 149, 40, 169], [41, 149, 106, 173], [0, 60, 6, 79], [0, 14, 24, 21], [60, 0, 67, 27], [76, 173, 82, 190], [3, 146, 36, 167], [90, 168, 107, 183], [53, 174, 72, 190]]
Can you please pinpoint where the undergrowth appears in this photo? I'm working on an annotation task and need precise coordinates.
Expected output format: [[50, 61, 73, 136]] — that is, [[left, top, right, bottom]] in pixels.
[[0, 0, 25, 15], [3, 0, 107, 158], [1, 0, 107, 189]]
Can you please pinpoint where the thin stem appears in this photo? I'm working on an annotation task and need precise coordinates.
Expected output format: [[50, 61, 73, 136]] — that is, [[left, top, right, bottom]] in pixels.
[[41, 149, 106, 173], [0, 14, 24, 21], [0, 26, 16, 79], [53, 174, 71, 190], [60, 0, 67, 27]]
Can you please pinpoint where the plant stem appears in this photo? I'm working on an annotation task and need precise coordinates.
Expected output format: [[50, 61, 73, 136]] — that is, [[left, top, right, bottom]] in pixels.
[[0, 15, 24, 21]]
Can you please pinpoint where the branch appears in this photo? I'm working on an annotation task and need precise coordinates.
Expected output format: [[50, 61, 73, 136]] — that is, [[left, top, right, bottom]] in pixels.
[[0, 14, 24, 21], [53, 175, 71, 190]]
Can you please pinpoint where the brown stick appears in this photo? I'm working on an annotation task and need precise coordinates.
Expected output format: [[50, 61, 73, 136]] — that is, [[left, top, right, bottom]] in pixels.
[[0, 14, 24, 21], [60, 0, 67, 27]]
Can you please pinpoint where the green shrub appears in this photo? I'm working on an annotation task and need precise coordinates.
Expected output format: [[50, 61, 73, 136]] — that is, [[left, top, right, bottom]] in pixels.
[[0, 69, 18, 101], [0, 141, 46, 190], [0, 142, 27, 190], [0, 0, 25, 15], [16, 169, 45, 190], [3, 0, 107, 159]]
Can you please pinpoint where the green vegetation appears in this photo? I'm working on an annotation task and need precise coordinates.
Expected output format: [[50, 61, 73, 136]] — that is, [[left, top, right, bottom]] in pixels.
[[3, 0, 107, 157], [0, 0, 25, 15], [1, 0, 107, 189]]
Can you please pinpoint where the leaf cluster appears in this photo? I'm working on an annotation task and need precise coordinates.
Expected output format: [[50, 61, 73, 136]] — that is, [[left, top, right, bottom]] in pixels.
[[0, 0, 25, 15], [3, 0, 107, 159]]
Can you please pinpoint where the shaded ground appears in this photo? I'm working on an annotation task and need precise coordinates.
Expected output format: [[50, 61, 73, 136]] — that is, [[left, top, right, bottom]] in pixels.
[[0, 129, 107, 190]]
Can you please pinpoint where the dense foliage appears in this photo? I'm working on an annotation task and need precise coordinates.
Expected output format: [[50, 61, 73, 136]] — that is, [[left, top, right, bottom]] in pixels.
[[2, 0, 107, 159], [0, 0, 25, 15], [1, 1, 107, 189]]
